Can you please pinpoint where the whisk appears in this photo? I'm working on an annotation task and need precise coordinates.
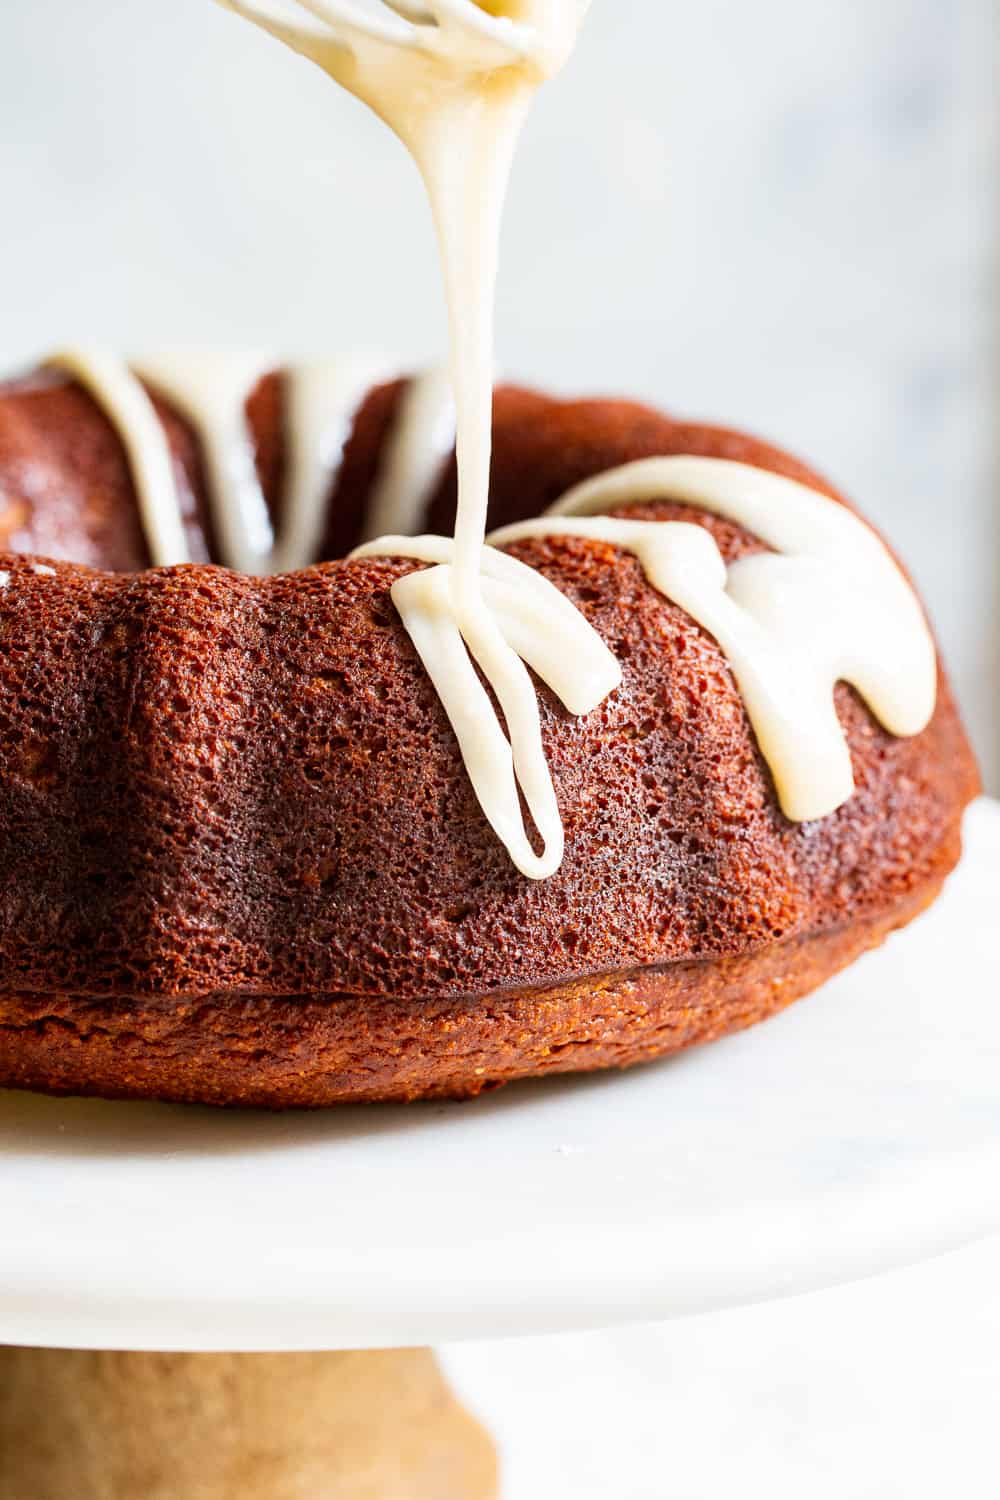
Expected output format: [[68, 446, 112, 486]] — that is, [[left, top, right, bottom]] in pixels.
[[213, 0, 555, 70]]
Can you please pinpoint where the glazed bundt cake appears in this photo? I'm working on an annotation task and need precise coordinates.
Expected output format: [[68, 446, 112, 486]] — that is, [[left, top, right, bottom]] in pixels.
[[0, 360, 979, 1107]]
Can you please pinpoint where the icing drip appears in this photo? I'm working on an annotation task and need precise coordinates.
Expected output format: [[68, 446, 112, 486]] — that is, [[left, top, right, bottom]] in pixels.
[[48, 348, 191, 567], [355, 451, 937, 849], [43, 350, 453, 574], [362, 367, 455, 542], [130, 351, 275, 573], [272, 354, 401, 571], [490, 457, 938, 824], [353, 531, 620, 875]]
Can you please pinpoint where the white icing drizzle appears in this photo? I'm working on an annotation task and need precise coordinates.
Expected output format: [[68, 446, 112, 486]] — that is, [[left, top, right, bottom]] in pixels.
[[40, 335, 940, 867], [47, 348, 191, 567], [276, 354, 401, 570], [43, 348, 453, 574], [489, 456, 938, 824], [130, 351, 275, 574], [353, 531, 620, 874], [355, 448, 938, 852], [29, 3, 937, 884], [362, 367, 455, 542], [213, 0, 588, 877]]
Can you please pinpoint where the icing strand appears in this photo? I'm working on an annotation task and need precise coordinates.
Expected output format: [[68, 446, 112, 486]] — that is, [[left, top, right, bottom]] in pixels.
[[46, 349, 191, 567], [130, 351, 276, 574], [492, 458, 937, 822], [45, 349, 455, 575], [271, 354, 399, 572], [353, 531, 621, 878], [357, 454, 937, 848], [212, 0, 588, 878], [361, 367, 456, 542]]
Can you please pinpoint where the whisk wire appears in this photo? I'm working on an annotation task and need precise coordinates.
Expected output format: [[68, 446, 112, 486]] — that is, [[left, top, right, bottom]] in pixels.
[[214, 0, 331, 54], [216, 0, 539, 59], [290, 0, 417, 46]]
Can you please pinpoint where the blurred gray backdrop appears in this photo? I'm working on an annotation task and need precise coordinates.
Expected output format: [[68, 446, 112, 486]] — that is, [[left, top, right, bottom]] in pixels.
[[1, 6, 998, 1495], [0, 0, 996, 784]]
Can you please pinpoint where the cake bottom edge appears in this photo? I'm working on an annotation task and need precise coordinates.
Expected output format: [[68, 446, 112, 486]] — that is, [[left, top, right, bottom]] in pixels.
[[0, 877, 945, 1110]]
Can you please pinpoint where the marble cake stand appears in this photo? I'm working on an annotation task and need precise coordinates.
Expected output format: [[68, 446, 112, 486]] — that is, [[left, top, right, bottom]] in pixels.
[[2, 799, 998, 1497]]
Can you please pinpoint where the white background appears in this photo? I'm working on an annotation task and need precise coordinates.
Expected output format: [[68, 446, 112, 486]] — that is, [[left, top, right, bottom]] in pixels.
[[1, 1, 997, 1494], [446, 1237, 1000, 1499]]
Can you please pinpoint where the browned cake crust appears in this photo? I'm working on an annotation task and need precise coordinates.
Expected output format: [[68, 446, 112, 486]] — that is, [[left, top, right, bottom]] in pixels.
[[0, 371, 981, 1106]]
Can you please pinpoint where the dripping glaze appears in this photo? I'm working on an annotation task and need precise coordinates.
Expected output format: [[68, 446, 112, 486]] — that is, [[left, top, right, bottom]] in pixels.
[[46, 349, 453, 574], [357, 457, 937, 831], [37, 0, 938, 881], [208, 0, 591, 877], [38, 344, 938, 873]]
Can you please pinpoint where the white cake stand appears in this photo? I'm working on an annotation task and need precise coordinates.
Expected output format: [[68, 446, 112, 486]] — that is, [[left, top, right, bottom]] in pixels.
[[2, 799, 998, 1498]]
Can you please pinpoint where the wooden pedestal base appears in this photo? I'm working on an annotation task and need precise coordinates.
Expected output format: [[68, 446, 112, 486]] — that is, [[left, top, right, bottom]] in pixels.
[[0, 1347, 498, 1499]]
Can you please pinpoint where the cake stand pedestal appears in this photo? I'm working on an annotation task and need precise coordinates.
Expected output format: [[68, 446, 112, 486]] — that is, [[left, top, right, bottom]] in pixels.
[[0, 1347, 496, 1498], [2, 799, 998, 1498]]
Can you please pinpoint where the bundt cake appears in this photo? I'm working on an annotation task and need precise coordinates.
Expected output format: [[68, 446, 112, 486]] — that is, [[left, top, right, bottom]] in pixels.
[[0, 359, 980, 1107]]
